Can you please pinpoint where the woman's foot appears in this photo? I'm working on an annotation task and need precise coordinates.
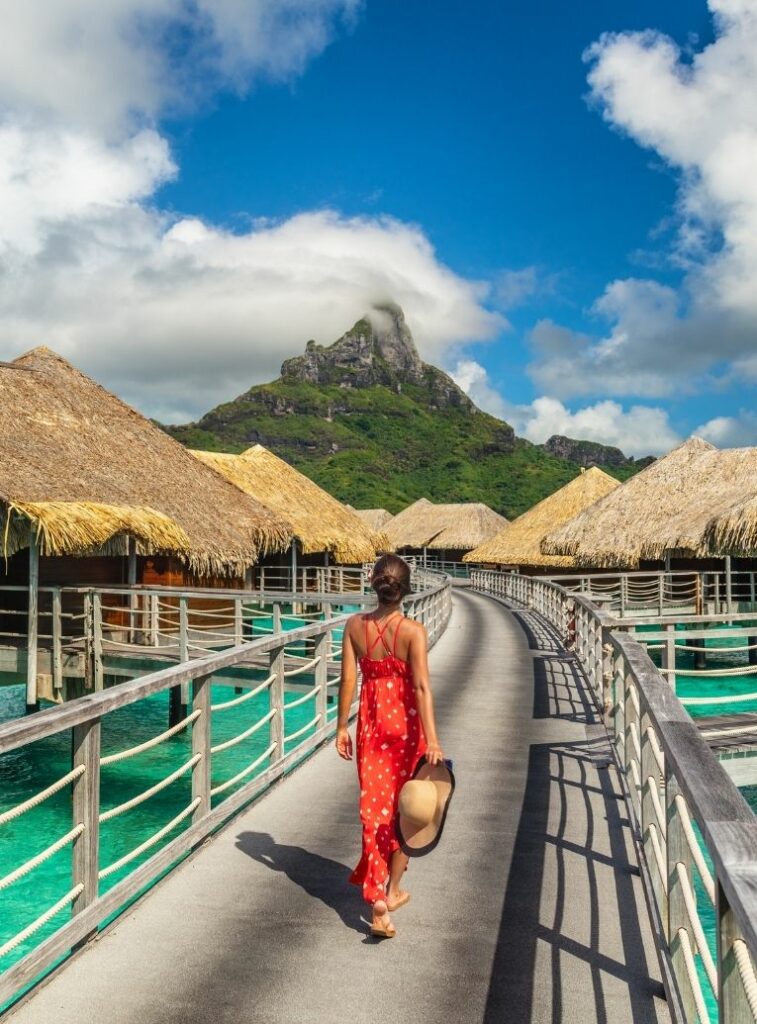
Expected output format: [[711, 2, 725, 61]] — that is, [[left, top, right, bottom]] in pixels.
[[370, 899, 396, 938], [386, 889, 410, 912]]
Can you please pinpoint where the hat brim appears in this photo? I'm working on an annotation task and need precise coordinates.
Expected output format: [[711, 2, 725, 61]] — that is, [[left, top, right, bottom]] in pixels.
[[395, 756, 455, 857]]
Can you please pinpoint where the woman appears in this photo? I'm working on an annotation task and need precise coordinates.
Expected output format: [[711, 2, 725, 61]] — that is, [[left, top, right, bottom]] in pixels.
[[336, 554, 444, 938]]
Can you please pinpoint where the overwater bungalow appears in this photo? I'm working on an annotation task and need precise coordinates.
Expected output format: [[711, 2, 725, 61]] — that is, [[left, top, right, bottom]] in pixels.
[[0, 348, 291, 590], [541, 438, 757, 610], [193, 445, 389, 587], [463, 467, 620, 573], [384, 497, 508, 563], [352, 508, 393, 531]]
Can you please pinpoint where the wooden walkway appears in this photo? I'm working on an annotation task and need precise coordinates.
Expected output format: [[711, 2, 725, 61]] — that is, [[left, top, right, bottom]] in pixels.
[[8, 590, 670, 1024]]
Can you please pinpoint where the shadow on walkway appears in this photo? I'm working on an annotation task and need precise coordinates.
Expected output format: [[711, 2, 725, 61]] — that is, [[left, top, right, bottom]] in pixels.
[[234, 831, 366, 934], [483, 611, 665, 1024]]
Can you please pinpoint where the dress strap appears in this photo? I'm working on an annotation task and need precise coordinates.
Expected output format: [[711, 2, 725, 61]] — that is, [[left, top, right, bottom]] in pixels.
[[364, 614, 398, 659], [392, 618, 403, 658]]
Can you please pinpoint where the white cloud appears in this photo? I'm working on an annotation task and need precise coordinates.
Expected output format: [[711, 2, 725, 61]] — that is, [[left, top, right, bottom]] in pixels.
[[695, 412, 757, 447], [0, 205, 503, 422], [508, 396, 680, 457], [0, 0, 507, 423], [0, 1, 360, 135], [450, 359, 510, 418], [451, 359, 678, 457], [528, 0, 757, 400]]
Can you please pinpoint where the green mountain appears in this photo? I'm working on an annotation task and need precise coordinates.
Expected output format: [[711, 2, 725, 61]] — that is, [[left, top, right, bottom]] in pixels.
[[163, 304, 649, 518]]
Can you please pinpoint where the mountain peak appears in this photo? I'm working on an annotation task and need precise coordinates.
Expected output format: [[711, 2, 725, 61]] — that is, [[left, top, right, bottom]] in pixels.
[[281, 303, 426, 387]]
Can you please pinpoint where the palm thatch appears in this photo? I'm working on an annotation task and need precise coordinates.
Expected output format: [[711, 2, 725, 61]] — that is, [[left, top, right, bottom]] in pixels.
[[2, 501, 191, 559], [353, 508, 393, 531], [463, 467, 620, 567], [384, 498, 508, 552], [541, 437, 757, 567], [0, 348, 292, 575], [192, 445, 388, 563]]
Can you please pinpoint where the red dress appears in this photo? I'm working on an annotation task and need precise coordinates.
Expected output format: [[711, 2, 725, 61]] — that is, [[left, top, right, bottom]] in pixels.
[[349, 614, 427, 905]]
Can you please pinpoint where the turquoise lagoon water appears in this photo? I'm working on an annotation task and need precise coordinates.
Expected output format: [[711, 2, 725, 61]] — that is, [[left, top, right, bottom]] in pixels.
[[0, 607, 350, 1005]]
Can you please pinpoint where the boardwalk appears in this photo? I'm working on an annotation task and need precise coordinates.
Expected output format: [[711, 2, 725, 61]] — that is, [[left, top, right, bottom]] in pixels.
[[9, 590, 670, 1024]]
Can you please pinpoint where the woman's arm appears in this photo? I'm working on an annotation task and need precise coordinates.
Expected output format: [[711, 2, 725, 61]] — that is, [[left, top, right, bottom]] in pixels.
[[408, 622, 444, 765], [336, 619, 357, 760]]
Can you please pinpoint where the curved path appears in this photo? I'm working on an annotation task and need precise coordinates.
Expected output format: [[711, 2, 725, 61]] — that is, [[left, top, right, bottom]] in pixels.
[[9, 589, 670, 1024]]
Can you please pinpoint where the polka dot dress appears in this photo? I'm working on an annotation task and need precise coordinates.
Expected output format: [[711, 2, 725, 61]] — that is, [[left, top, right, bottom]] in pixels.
[[349, 614, 426, 905]]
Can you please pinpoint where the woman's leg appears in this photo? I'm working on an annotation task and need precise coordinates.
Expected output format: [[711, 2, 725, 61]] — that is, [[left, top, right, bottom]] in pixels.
[[388, 849, 410, 900]]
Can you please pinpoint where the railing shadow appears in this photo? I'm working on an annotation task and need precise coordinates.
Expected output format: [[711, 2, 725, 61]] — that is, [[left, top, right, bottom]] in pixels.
[[234, 831, 366, 935], [483, 608, 665, 1023]]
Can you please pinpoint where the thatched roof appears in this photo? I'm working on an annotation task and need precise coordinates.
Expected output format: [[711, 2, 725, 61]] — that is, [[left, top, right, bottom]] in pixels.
[[463, 467, 620, 567], [384, 498, 508, 552], [0, 349, 292, 574], [542, 437, 757, 567], [353, 508, 393, 531], [192, 445, 388, 563], [2, 501, 191, 559]]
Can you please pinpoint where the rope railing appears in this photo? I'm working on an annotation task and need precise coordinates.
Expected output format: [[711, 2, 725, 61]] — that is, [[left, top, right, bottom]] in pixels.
[[210, 674, 275, 712], [0, 825, 84, 892], [100, 710, 201, 767], [0, 765, 86, 826], [99, 756, 201, 823], [470, 567, 757, 1024], [98, 799, 202, 880], [210, 709, 276, 756]]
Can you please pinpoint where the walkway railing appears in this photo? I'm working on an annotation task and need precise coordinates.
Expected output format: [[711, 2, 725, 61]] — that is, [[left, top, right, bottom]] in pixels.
[[0, 573, 452, 1006], [545, 569, 757, 618], [472, 568, 757, 1024]]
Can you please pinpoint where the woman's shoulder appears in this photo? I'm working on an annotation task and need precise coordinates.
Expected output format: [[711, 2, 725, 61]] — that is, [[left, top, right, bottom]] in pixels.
[[400, 616, 426, 638]]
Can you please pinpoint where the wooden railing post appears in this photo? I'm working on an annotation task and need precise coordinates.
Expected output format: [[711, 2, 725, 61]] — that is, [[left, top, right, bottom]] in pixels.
[[191, 674, 212, 822], [269, 643, 286, 761], [663, 624, 676, 692], [666, 774, 699, 1021], [71, 717, 101, 944], [718, 881, 754, 1024], [179, 596, 190, 719], [149, 592, 159, 647], [314, 630, 329, 726], [273, 602, 282, 635]]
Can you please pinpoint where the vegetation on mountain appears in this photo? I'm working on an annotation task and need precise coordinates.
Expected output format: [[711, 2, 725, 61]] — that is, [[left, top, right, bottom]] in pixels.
[[164, 305, 648, 518]]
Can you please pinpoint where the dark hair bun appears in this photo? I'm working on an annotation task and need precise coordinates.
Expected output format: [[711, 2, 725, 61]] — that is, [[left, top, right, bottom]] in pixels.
[[370, 554, 411, 603], [374, 576, 402, 603]]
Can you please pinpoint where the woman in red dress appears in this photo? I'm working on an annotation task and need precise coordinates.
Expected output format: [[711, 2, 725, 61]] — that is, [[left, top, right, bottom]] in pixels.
[[336, 554, 445, 938]]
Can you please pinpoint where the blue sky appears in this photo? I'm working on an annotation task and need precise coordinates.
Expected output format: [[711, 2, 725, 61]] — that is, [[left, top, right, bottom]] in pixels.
[[0, 1, 755, 455]]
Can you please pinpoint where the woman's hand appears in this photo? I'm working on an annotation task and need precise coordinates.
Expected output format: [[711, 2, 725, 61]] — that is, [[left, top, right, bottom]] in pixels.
[[336, 726, 353, 761], [425, 742, 444, 766]]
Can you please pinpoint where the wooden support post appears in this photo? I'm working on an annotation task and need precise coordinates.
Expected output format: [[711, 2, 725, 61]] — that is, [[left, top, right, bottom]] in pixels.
[[691, 637, 707, 671], [658, 574, 665, 616], [52, 586, 63, 694], [290, 543, 297, 593], [273, 602, 282, 635], [725, 554, 734, 616], [663, 624, 676, 692], [191, 674, 212, 822], [26, 535, 40, 713], [322, 601, 332, 659], [244, 565, 254, 590], [127, 537, 138, 645], [71, 717, 101, 946], [269, 643, 286, 761], [149, 592, 159, 647], [749, 637, 757, 668], [179, 595, 190, 717], [92, 591, 104, 692], [168, 685, 184, 728]]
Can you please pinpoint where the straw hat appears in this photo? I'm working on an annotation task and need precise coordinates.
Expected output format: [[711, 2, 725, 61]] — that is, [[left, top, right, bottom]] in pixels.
[[395, 756, 455, 857]]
